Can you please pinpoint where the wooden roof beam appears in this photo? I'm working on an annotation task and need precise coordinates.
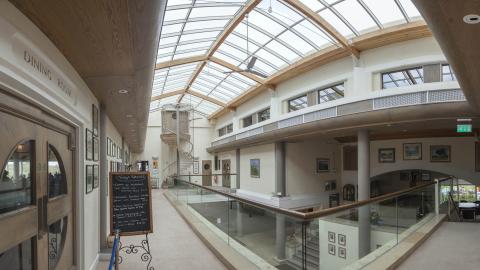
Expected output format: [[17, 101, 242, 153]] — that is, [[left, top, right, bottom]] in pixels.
[[283, 0, 360, 58], [210, 56, 265, 84], [187, 90, 226, 107], [155, 55, 207, 70], [151, 89, 185, 101]]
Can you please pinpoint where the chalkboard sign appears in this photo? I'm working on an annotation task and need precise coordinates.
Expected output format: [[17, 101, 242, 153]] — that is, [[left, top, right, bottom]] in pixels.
[[109, 172, 153, 236]]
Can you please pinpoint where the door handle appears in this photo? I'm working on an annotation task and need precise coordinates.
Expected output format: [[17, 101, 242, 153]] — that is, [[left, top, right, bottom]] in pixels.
[[37, 195, 48, 239]]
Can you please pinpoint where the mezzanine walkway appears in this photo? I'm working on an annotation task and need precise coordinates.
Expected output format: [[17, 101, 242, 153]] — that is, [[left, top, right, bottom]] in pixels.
[[398, 222, 480, 270], [96, 189, 227, 270]]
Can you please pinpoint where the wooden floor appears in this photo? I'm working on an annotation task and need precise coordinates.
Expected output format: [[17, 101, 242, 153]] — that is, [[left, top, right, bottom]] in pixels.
[[398, 221, 480, 270], [95, 189, 227, 270]]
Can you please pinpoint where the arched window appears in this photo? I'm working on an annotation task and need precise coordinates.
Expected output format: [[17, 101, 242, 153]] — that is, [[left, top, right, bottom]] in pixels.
[[48, 145, 67, 198], [0, 140, 34, 214]]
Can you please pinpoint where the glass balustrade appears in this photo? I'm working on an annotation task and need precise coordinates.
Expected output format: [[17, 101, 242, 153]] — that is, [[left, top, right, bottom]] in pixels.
[[167, 176, 453, 270]]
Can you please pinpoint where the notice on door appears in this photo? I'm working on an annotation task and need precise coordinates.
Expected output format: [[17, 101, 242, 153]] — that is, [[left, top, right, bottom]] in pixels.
[[109, 172, 153, 236]]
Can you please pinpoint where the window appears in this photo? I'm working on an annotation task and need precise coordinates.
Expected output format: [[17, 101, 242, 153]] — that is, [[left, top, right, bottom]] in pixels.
[[218, 123, 233, 137], [442, 64, 457, 82], [0, 140, 34, 214], [318, 83, 345, 104], [48, 145, 67, 198], [288, 95, 308, 112], [214, 155, 220, 171], [258, 108, 270, 122], [382, 67, 424, 89], [243, 115, 253, 128]]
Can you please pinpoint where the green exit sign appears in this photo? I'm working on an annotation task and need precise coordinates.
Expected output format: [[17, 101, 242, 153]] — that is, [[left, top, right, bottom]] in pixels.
[[457, 124, 472, 133]]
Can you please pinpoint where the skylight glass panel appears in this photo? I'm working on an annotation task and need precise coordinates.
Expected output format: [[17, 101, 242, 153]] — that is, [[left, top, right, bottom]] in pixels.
[[362, 0, 406, 26], [318, 9, 354, 37], [198, 74, 223, 85], [209, 91, 233, 102], [293, 20, 334, 48], [265, 40, 299, 62], [176, 41, 213, 52], [184, 20, 229, 31], [157, 46, 175, 56], [398, 0, 422, 19], [167, 0, 191, 7], [218, 44, 248, 62], [230, 73, 256, 86], [189, 6, 241, 18], [235, 23, 271, 45], [248, 10, 285, 36], [180, 31, 220, 42], [255, 49, 286, 69], [333, 0, 378, 34], [278, 31, 315, 55], [191, 84, 210, 95], [156, 55, 172, 63], [196, 77, 218, 88], [162, 23, 184, 35], [164, 9, 189, 22], [299, 0, 325, 11], [159, 36, 179, 45], [226, 34, 260, 53], [252, 59, 276, 75], [196, 101, 221, 114], [257, 0, 303, 25], [173, 50, 207, 59], [213, 51, 242, 66]]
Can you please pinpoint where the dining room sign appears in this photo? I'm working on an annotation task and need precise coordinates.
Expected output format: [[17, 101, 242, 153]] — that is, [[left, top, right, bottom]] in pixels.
[[109, 172, 153, 236]]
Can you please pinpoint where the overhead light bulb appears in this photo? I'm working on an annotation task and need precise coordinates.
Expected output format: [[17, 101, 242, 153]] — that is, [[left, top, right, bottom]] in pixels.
[[463, 14, 480, 24], [118, 89, 128, 94]]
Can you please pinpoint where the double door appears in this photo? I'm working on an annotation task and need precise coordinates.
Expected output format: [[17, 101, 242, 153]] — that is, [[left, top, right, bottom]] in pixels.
[[0, 100, 75, 269]]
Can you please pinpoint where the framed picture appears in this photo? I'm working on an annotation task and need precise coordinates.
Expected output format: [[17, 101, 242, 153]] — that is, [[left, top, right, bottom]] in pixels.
[[93, 164, 99, 188], [316, 158, 330, 173], [430, 145, 451, 162], [378, 148, 395, 163], [403, 143, 422, 160], [325, 180, 337, 191], [328, 244, 336, 255], [93, 137, 99, 161], [107, 138, 110, 156], [338, 247, 346, 259], [250, 159, 260, 178], [86, 165, 93, 194], [328, 231, 335, 243], [338, 234, 346, 246], [85, 129, 93, 161], [92, 104, 99, 136]]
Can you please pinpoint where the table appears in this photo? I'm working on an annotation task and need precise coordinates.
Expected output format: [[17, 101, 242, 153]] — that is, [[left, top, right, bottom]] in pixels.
[[459, 202, 479, 220]]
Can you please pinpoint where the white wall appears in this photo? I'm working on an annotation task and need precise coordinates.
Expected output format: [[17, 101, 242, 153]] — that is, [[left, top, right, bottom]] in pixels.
[[239, 143, 276, 196], [0, 2, 126, 269]]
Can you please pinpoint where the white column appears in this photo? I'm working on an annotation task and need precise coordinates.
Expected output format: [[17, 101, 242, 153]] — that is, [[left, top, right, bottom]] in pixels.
[[435, 179, 440, 215], [357, 129, 371, 257], [275, 141, 286, 260], [269, 88, 280, 118]]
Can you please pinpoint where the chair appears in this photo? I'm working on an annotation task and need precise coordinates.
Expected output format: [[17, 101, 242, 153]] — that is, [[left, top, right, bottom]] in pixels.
[[474, 201, 480, 215], [460, 200, 468, 203], [461, 208, 476, 220]]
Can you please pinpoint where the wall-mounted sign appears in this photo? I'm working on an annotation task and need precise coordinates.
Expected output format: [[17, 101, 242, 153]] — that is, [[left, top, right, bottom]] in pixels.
[[457, 124, 472, 133], [109, 172, 153, 236]]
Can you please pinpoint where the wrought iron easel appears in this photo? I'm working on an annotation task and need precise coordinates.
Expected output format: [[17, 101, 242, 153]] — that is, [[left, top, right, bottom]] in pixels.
[[109, 230, 154, 270]]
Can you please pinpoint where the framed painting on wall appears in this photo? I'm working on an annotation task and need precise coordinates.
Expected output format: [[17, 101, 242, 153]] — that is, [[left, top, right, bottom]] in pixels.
[[378, 148, 395, 163], [93, 165, 99, 188], [86, 165, 93, 194], [338, 247, 346, 259], [85, 129, 93, 161], [403, 143, 422, 160], [328, 244, 336, 255], [328, 231, 335, 243], [93, 137, 99, 161], [430, 145, 451, 162], [338, 234, 346, 246], [316, 158, 330, 173], [250, 159, 260, 178]]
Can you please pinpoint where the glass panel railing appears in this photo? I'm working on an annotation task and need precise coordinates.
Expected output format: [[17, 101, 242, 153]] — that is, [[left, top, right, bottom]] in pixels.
[[166, 177, 453, 270]]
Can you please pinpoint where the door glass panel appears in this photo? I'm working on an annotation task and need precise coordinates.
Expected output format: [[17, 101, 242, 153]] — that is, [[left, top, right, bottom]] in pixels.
[[0, 238, 33, 270], [48, 145, 67, 198], [48, 217, 68, 270], [0, 140, 34, 214]]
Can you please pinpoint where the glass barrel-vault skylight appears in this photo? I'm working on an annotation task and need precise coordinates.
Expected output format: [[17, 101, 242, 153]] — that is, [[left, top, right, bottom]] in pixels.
[[151, 0, 423, 116]]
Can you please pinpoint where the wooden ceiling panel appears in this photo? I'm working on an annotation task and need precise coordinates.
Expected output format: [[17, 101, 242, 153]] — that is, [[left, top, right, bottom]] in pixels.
[[10, 0, 167, 152]]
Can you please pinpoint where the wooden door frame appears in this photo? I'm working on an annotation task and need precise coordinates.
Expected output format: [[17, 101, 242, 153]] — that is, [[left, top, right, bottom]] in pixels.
[[0, 88, 78, 269]]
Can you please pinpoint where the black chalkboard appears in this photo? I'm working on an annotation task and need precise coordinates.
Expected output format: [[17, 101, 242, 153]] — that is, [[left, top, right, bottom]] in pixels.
[[109, 172, 153, 236]]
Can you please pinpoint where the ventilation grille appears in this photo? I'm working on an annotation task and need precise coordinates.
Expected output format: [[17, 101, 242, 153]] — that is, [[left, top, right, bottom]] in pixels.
[[212, 135, 235, 146], [278, 115, 303, 129], [374, 92, 427, 109], [428, 89, 465, 103], [304, 107, 337, 123], [236, 127, 264, 140]]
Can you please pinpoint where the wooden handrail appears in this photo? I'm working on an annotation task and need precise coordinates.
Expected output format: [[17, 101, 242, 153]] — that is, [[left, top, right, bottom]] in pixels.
[[173, 176, 453, 221]]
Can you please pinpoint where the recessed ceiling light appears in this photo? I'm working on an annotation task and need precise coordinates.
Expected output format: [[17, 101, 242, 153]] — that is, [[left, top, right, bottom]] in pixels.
[[126, 114, 133, 118], [118, 89, 129, 94], [463, 14, 480, 24], [129, 123, 134, 125]]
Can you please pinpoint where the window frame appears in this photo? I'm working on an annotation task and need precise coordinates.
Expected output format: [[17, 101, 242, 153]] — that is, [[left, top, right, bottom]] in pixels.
[[257, 107, 270, 123], [317, 82, 345, 104], [218, 123, 233, 137], [381, 66, 424, 89], [288, 94, 308, 112]]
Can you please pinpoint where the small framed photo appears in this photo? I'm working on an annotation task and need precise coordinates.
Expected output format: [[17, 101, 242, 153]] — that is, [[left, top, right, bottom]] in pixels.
[[93, 137, 99, 161], [328, 244, 336, 256], [378, 148, 395, 163], [338, 234, 346, 246], [92, 104, 99, 136], [328, 231, 336, 243], [250, 159, 260, 178], [316, 158, 330, 173], [338, 247, 346, 259], [403, 143, 422, 160], [85, 129, 93, 161], [86, 165, 93, 194], [93, 164, 99, 188], [430, 145, 451, 162]]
